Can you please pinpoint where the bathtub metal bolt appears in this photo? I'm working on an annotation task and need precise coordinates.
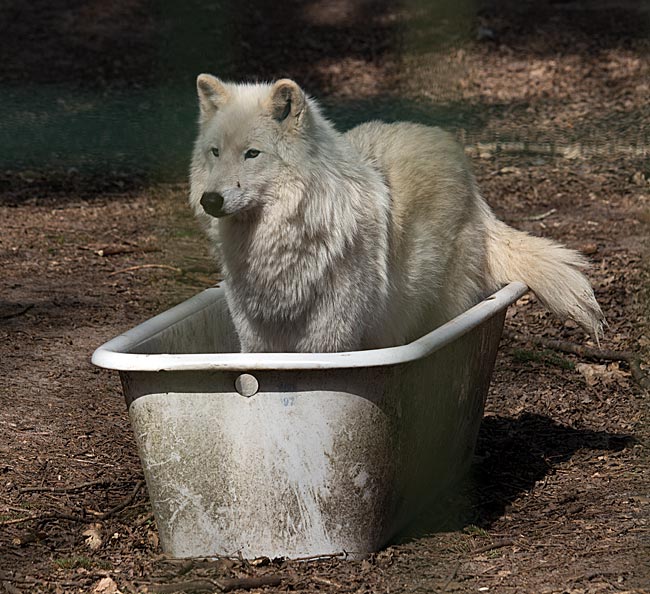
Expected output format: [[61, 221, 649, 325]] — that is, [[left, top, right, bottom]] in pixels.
[[235, 373, 259, 397]]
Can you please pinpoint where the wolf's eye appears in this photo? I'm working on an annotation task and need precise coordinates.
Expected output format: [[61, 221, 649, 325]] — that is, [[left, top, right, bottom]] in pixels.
[[245, 149, 260, 159], [211, 147, 219, 158]]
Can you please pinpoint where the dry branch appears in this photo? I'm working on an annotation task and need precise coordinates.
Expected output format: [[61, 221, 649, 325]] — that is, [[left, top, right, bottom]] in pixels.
[[505, 330, 650, 391], [0, 481, 145, 527], [216, 576, 284, 592], [0, 516, 43, 527], [290, 551, 347, 562], [470, 539, 515, 555], [93, 480, 146, 520], [18, 479, 113, 494], [144, 575, 284, 593]]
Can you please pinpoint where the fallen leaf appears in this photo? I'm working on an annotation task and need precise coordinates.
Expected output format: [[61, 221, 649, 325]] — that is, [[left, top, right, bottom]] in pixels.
[[579, 242, 598, 255], [576, 362, 629, 387], [82, 524, 103, 551], [91, 577, 121, 594]]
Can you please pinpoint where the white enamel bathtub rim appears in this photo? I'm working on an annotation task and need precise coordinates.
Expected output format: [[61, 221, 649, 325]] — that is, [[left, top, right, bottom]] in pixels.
[[91, 281, 528, 372]]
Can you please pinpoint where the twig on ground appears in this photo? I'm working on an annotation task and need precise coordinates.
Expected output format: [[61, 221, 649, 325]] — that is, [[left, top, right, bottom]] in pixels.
[[1, 577, 88, 590], [291, 551, 347, 562], [98, 247, 136, 257], [524, 208, 557, 221], [440, 538, 515, 592], [18, 479, 113, 494], [144, 575, 284, 593], [134, 511, 155, 527], [0, 511, 87, 526], [109, 264, 183, 276], [0, 481, 145, 527], [79, 244, 161, 257], [216, 576, 284, 592], [0, 516, 42, 527], [109, 233, 141, 247], [78, 245, 134, 256], [504, 330, 650, 391], [157, 557, 236, 572], [93, 480, 145, 520], [470, 539, 515, 555], [441, 560, 462, 592], [442, 539, 514, 591]]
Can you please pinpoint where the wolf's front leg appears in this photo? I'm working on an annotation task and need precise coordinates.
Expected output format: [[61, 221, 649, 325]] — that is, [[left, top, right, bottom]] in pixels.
[[231, 309, 302, 353], [296, 302, 365, 353], [236, 331, 267, 353], [225, 303, 263, 353]]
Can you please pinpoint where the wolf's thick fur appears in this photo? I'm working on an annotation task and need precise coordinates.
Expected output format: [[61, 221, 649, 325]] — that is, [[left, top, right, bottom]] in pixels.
[[189, 76, 604, 353]]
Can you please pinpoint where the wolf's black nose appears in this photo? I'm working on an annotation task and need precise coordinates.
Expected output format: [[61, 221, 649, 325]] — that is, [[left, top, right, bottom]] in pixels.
[[200, 192, 225, 217]]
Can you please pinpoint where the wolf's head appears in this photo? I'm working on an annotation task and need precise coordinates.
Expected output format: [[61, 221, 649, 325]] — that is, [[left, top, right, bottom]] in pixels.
[[190, 75, 315, 220]]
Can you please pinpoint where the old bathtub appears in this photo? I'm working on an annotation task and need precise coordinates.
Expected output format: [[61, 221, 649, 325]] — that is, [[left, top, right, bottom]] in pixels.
[[92, 281, 527, 559]]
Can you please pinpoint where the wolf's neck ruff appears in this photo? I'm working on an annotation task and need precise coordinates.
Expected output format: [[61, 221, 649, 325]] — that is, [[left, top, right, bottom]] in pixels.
[[189, 76, 604, 353], [212, 107, 392, 351]]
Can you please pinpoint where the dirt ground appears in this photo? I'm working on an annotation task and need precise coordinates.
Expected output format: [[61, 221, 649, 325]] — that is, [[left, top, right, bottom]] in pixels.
[[1, 1, 649, 593]]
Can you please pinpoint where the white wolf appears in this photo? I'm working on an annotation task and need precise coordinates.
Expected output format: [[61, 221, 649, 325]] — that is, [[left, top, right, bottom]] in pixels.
[[189, 75, 604, 353]]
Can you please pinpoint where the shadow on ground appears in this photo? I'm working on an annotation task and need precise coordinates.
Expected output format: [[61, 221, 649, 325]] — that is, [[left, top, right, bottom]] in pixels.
[[398, 412, 635, 541]]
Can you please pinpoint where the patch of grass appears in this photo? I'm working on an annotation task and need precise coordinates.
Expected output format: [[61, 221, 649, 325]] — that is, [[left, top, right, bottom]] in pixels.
[[45, 234, 68, 245], [512, 348, 575, 370], [170, 227, 199, 238], [54, 556, 93, 570], [487, 548, 504, 559], [448, 539, 472, 554], [463, 524, 490, 538]]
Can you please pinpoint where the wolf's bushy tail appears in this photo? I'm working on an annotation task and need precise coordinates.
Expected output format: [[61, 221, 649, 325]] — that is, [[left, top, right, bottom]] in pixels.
[[483, 210, 605, 340]]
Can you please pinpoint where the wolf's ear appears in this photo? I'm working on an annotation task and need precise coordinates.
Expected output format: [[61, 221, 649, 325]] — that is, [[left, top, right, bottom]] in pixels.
[[268, 79, 306, 124], [197, 74, 229, 117]]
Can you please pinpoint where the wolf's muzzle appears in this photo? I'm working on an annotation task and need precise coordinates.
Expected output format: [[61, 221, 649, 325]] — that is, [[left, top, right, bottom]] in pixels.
[[200, 192, 225, 217]]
